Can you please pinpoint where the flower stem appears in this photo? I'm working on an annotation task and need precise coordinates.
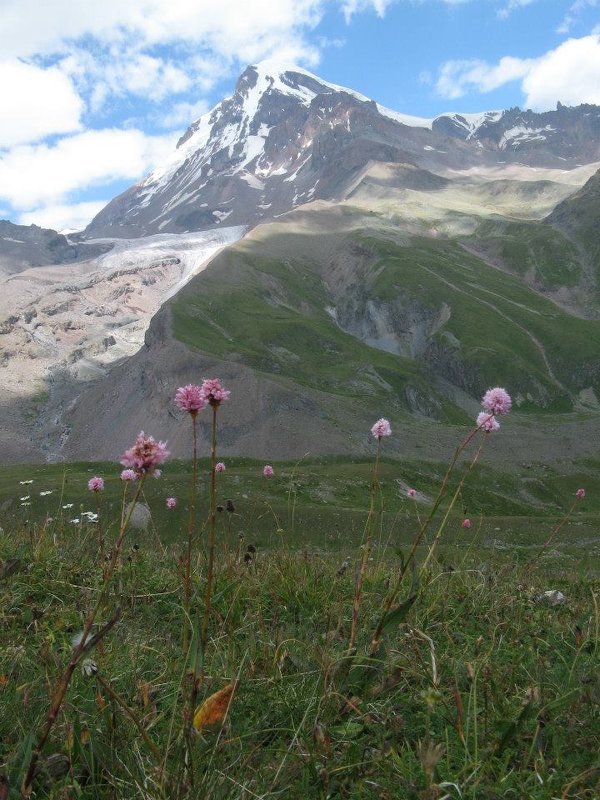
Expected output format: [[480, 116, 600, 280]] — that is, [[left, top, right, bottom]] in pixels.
[[348, 438, 381, 651], [200, 405, 218, 672], [182, 413, 198, 655]]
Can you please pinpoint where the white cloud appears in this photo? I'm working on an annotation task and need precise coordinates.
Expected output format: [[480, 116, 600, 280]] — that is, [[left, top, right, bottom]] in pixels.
[[436, 34, 600, 110], [18, 200, 108, 232], [497, 0, 537, 19], [522, 34, 600, 108], [436, 56, 533, 100], [557, 0, 597, 34], [341, 0, 393, 23], [0, 129, 176, 209], [157, 99, 211, 130], [0, 59, 83, 147]]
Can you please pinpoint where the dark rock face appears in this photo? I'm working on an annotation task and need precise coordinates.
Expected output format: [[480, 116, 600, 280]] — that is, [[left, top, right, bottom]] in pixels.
[[84, 63, 600, 240], [0, 220, 111, 274]]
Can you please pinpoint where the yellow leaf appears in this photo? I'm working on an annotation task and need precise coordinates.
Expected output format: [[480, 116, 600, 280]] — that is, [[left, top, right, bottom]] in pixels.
[[193, 682, 236, 732]]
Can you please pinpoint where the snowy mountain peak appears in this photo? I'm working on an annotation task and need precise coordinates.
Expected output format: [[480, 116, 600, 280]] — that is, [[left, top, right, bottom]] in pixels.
[[85, 63, 600, 240]]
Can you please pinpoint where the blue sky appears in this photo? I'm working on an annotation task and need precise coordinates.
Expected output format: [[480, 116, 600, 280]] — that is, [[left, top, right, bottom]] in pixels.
[[0, 0, 599, 231]]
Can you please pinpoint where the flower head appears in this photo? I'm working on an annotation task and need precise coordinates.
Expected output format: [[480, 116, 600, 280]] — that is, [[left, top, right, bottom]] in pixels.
[[461, 518, 472, 529], [120, 431, 170, 475], [175, 384, 206, 415], [407, 488, 417, 498], [166, 497, 177, 509], [576, 488, 585, 499], [200, 378, 230, 407], [215, 462, 226, 473], [88, 476, 104, 492], [481, 387, 512, 416], [263, 465, 274, 478], [153, 469, 162, 479], [120, 469, 137, 482], [371, 418, 392, 440], [476, 412, 500, 433]]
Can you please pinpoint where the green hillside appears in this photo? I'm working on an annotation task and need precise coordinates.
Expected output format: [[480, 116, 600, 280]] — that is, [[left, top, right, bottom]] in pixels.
[[170, 215, 600, 418]]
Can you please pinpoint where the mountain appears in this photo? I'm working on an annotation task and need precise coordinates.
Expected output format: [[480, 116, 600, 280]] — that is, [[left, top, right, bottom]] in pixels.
[[85, 61, 600, 239], [0, 220, 111, 276], [3, 62, 600, 464]]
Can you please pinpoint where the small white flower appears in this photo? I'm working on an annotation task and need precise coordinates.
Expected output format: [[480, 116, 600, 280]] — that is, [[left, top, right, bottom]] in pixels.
[[19, 480, 34, 485], [62, 504, 74, 509], [70, 518, 80, 524], [20, 495, 30, 501], [39, 490, 53, 496], [21, 502, 31, 507]]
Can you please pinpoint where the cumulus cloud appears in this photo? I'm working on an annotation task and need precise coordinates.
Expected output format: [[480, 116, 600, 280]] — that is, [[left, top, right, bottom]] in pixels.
[[18, 201, 108, 232], [0, 59, 83, 147], [436, 56, 534, 100], [436, 34, 600, 110], [0, 129, 176, 209]]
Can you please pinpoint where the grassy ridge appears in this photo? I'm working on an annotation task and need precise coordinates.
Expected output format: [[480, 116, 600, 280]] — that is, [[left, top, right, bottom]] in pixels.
[[170, 223, 600, 422]]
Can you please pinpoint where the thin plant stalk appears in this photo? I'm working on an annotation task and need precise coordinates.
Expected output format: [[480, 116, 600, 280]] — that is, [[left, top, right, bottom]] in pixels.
[[21, 477, 146, 796], [348, 437, 381, 651], [420, 437, 486, 574], [182, 412, 198, 655], [95, 673, 162, 763], [522, 494, 581, 571], [95, 491, 104, 562], [369, 423, 489, 657], [200, 404, 218, 673]]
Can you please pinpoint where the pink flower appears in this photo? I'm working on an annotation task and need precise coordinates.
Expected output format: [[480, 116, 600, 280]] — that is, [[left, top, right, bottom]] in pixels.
[[263, 465, 274, 477], [215, 462, 226, 473], [200, 378, 230, 407], [120, 431, 170, 475], [120, 469, 137, 482], [481, 387, 512, 416], [88, 476, 104, 492], [371, 418, 392, 439], [476, 412, 500, 433], [175, 384, 206, 415], [461, 518, 472, 529], [166, 497, 177, 509], [576, 488, 585, 499], [407, 488, 417, 498]]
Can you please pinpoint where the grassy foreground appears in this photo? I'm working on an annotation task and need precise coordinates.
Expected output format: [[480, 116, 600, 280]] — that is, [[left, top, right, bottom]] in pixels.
[[1, 481, 599, 799]]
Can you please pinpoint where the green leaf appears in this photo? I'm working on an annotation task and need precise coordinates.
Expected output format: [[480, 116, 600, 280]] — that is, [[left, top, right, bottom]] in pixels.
[[381, 594, 418, 633]]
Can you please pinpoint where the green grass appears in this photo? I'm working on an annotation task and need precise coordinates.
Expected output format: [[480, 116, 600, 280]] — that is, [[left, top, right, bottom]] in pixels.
[[1, 501, 599, 799], [468, 219, 582, 289]]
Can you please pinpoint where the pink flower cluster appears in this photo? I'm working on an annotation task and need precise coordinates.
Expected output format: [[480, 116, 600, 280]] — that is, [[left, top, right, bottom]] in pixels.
[[476, 412, 500, 433], [481, 387, 512, 416], [476, 387, 512, 432], [407, 488, 417, 498], [263, 465, 274, 477], [576, 488, 585, 499], [174, 378, 230, 416], [121, 431, 170, 475], [174, 384, 207, 415], [215, 462, 226, 473], [166, 497, 177, 509], [88, 476, 104, 492], [201, 377, 230, 407], [461, 518, 472, 529], [371, 418, 392, 440], [120, 469, 137, 482]]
